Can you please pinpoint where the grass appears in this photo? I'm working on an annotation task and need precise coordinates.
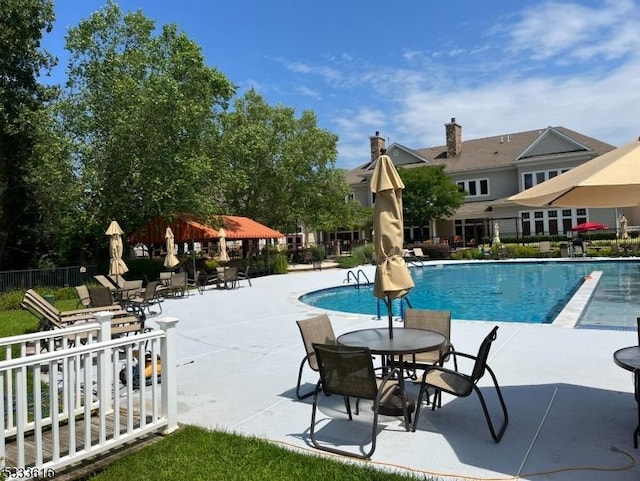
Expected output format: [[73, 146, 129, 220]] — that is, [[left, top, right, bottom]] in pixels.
[[0, 290, 437, 481], [88, 426, 430, 481]]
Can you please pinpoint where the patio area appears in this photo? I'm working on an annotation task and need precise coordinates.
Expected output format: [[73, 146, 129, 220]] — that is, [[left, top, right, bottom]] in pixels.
[[149, 264, 639, 481]]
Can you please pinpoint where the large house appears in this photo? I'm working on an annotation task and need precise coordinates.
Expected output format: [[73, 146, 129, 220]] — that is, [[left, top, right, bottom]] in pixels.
[[342, 119, 635, 247]]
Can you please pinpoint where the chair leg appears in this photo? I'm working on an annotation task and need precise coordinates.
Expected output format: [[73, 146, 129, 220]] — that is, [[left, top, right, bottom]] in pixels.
[[634, 371, 640, 449], [296, 356, 314, 400], [310, 384, 376, 459], [412, 374, 429, 432], [473, 367, 509, 442]]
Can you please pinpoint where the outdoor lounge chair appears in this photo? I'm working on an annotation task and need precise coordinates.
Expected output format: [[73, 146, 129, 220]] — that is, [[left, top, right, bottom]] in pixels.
[[108, 274, 144, 299], [221, 266, 238, 289], [309, 343, 402, 459], [295, 314, 337, 399], [88, 286, 117, 308], [21, 289, 142, 340], [195, 269, 222, 292], [402, 308, 457, 375], [168, 272, 187, 297], [236, 266, 252, 287], [74, 285, 91, 308], [122, 281, 163, 315], [412, 247, 429, 260], [412, 325, 508, 442], [94, 274, 120, 294]]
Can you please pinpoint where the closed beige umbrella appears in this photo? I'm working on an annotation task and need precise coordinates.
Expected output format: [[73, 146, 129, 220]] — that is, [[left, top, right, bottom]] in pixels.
[[371, 153, 414, 338], [164, 227, 179, 269], [509, 138, 640, 207], [105, 220, 128, 276], [218, 228, 230, 263]]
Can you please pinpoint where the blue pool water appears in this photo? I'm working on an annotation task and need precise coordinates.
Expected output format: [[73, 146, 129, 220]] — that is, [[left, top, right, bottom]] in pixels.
[[299, 261, 640, 328]]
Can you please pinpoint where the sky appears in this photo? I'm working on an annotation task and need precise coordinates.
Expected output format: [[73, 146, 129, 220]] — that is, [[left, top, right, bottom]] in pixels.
[[43, 0, 640, 170]]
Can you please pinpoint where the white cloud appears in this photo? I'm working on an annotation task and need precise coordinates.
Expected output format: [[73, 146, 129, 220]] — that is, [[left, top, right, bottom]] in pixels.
[[506, 0, 640, 61], [294, 85, 322, 100]]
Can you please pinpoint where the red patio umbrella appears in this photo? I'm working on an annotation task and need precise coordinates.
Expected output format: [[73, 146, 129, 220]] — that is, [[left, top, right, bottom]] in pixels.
[[570, 222, 608, 232]]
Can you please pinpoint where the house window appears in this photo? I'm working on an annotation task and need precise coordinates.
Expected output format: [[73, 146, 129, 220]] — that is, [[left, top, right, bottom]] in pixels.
[[457, 178, 489, 198], [520, 208, 590, 236], [345, 192, 354, 202], [522, 168, 572, 190], [524, 173, 533, 190]]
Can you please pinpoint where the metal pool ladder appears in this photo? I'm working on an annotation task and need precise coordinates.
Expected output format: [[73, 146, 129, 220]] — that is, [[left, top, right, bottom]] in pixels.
[[345, 269, 370, 288]]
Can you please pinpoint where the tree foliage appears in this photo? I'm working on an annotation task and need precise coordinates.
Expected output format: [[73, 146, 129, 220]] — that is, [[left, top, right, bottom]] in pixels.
[[399, 165, 465, 227], [0, 0, 56, 268], [57, 1, 235, 260], [217, 89, 350, 234]]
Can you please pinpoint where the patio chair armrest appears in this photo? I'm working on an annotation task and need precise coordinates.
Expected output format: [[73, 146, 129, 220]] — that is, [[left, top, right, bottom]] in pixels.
[[436, 350, 476, 367]]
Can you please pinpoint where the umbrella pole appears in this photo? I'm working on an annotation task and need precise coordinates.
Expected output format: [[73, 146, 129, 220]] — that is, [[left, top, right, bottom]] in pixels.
[[386, 296, 394, 339]]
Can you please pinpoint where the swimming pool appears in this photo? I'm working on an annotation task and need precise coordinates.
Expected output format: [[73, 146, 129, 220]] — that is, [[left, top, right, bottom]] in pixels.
[[299, 261, 640, 329]]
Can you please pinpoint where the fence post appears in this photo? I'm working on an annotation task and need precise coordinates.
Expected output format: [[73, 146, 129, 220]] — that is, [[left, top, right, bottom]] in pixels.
[[93, 312, 113, 437], [156, 317, 179, 433]]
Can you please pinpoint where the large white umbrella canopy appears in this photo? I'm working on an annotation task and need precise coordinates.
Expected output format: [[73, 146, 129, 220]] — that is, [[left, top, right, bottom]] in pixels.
[[509, 138, 640, 207], [218, 228, 230, 263], [164, 227, 180, 269], [371, 153, 414, 338], [105, 220, 128, 276]]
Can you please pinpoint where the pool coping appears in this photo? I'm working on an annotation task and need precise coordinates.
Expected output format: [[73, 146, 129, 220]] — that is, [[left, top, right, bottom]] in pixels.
[[552, 270, 602, 328]]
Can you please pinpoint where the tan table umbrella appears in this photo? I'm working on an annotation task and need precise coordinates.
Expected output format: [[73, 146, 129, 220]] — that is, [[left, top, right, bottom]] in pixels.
[[509, 138, 640, 208], [371, 153, 414, 338], [218, 228, 230, 262], [106, 220, 128, 276], [164, 227, 179, 269]]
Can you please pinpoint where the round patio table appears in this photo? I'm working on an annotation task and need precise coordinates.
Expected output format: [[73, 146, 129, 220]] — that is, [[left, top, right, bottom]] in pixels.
[[338, 327, 445, 356], [337, 327, 445, 428], [613, 346, 640, 448]]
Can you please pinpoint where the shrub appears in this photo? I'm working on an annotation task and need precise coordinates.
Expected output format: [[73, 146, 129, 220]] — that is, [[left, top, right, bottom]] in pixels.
[[336, 256, 362, 268], [126, 258, 165, 283], [204, 259, 219, 271], [271, 254, 288, 274], [0, 290, 26, 311], [311, 245, 326, 260]]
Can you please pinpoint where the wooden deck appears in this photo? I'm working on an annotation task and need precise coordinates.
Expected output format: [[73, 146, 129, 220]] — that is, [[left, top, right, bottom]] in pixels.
[[4, 410, 166, 480]]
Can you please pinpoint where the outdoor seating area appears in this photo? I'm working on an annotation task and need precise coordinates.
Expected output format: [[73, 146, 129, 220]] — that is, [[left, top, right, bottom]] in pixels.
[[296, 308, 507, 458], [149, 267, 640, 480]]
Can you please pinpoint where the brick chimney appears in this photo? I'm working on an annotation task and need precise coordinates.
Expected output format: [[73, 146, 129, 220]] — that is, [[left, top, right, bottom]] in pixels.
[[445, 118, 462, 158], [370, 131, 386, 162]]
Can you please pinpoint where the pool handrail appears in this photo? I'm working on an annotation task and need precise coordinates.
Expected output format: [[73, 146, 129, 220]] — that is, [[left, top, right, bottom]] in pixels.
[[344, 269, 370, 288]]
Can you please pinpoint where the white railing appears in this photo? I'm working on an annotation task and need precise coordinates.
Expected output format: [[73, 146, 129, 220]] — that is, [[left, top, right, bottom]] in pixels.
[[0, 313, 178, 479]]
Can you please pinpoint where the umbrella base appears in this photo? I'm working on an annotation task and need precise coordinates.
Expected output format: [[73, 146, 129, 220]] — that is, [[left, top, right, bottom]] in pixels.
[[377, 387, 416, 417]]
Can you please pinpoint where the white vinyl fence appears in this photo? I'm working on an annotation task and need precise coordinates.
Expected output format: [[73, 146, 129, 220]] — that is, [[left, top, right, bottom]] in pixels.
[[0, 314, 178, 479]]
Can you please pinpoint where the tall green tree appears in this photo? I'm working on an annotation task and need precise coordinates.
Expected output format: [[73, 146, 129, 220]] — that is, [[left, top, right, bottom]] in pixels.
[[58, 1, 235, 260], [0, 0, 57, 269], [217, 89, 348, 234], [399, 165, 465, 227]]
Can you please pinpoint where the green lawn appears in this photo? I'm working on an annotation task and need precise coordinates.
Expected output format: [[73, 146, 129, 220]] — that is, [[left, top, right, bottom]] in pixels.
[[0, 291, 437, 481]]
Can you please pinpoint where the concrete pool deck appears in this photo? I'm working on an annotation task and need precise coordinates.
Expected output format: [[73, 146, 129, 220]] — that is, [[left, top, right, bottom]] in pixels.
[[149, 263, 640, 481]]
